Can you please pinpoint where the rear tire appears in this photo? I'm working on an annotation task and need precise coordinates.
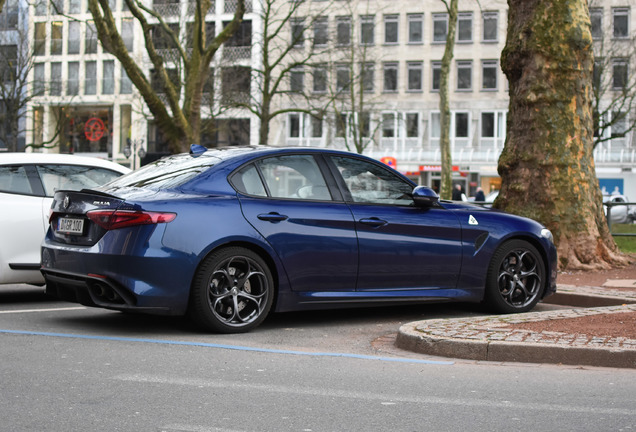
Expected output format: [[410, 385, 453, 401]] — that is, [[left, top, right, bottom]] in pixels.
[[189, 247, 274, 333], [484, 240, 545, 314]]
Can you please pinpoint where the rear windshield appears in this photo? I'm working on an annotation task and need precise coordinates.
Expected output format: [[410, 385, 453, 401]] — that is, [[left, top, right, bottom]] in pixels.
[[104, 154, 221, 190]]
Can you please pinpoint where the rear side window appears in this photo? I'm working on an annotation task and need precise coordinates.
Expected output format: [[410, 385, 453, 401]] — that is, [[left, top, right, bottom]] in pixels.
[[0, 165, 34, 195], [232, 155, 332, 201], [36, 164, 123, 196]]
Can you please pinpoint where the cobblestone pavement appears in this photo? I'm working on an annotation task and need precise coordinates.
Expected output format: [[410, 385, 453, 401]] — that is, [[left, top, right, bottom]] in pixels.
[[396, 286, 636, 369]]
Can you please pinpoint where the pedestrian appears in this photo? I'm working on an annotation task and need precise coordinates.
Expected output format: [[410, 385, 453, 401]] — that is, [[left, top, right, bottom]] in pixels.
[[475, 187, 485, 202], [452, 184, 463, 200]]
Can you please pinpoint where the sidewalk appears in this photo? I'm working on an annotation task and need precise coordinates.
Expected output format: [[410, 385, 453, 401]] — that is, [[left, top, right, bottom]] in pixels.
[[396, 284, 636, 369]]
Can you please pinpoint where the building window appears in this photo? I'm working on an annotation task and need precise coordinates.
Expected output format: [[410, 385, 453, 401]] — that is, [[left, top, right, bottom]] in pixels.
[[612, 58, 628, 90], [482, 12, 498, 42], [289, 114, 300, 138], [613, 8, 629, 38], [433, 13, 448, 43], [122, 18, 134, 52], [67, 62, 79, 96], [408, 14, 423, 44], [313, 64, 327, 93], [405, 113, 419, 138], [361, 62, 374, 92], [382, 113, 396, 137], [290, 66, 304, 93], [455, 112, 469, 138], [34, 63, 45, 95], [69, 0, 81, 14], [103, 60, 114, 94], [51, 0, 63, 14], [361, 15, 374, 45], [336, 64, 350, 91], [51, 22, 63, 55], [457, 12, 472, 42], [384, 14, 398, 44], [85, 61, 96, 95], [590, 8, 603, 40], [313, 17, 328, 47], [68, 21, 80, 54], [482, 60, 497, 90], [457, 60, 472, 91], [86, 21, 98, 54], [290, 18, 304, 48], [121, 65, 132, 94], [431, 61, 441, 91], [611, 111, 628, 139], [336, 16, 351, 46], [407, 61, 422, 91], [35, 0, 47, 16], [383, 62, 398, 92], [50, 62, 62, 96], [34, 23, 46, 56], [480, 111, 506, 147]]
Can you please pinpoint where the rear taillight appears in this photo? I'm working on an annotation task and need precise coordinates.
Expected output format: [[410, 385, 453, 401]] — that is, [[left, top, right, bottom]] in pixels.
[[86, 210, 176, 230]]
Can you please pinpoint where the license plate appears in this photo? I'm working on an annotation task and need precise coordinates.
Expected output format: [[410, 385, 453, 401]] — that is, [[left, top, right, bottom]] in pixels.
[[57, 217, 84, 235]]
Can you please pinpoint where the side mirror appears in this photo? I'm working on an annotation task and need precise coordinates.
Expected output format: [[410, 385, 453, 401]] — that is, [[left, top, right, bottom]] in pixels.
[[412, 186, 439, 207]]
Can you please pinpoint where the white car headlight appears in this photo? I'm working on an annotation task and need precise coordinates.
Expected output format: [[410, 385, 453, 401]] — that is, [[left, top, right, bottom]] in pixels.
[[541, 228, 554, 243]]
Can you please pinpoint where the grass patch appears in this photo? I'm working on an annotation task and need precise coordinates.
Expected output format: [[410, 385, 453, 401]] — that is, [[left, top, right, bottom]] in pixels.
[[611, 223, 636, 253]]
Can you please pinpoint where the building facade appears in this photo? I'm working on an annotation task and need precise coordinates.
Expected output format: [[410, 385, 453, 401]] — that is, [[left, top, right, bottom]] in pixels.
[[16, 0, 636, 196]]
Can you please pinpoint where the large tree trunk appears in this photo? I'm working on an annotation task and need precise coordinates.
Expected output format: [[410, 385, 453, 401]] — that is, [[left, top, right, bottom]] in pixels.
[[497, 0, 629, 270], [438, 0, 457, 200]]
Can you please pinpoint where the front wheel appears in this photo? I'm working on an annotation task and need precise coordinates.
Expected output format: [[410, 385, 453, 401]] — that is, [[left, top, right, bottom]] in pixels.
[[484, 240, 545, 314], [189, 247, 274, 333]]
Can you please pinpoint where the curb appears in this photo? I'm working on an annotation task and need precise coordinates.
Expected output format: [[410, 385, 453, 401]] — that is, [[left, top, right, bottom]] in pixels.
[[396, 289, 636, 369]]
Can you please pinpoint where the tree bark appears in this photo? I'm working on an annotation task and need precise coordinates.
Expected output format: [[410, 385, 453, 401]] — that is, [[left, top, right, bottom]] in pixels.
[[498, 0, 629, 270], [438, 0, 457, 200]]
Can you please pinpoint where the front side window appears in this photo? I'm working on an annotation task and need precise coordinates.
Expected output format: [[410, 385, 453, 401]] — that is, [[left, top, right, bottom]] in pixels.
[[331, 156, 413, 205]]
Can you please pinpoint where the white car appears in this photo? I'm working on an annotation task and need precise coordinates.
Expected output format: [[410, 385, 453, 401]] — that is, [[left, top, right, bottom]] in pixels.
[[0, 153, 130, 285], [603, 194, 635, 225]]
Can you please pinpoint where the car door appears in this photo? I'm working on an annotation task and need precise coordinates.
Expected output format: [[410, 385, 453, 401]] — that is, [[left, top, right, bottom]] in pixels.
[[0, 164, 47, 284], [233, 154, 358, 292], [327, 155, 463, 292]]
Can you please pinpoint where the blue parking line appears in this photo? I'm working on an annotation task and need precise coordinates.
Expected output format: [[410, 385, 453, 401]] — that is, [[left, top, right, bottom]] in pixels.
[[0, 329, 454, 365]]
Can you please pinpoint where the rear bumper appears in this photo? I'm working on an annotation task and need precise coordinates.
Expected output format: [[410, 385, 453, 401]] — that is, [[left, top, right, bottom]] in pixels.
[[43, 269, 174, 315]]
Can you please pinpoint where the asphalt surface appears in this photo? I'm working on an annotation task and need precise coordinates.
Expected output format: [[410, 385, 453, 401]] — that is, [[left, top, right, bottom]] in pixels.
[[396, 284, 636, 369]]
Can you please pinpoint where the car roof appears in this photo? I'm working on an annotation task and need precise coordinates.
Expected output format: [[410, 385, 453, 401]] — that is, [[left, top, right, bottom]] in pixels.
[[0, 152, 131, 174]]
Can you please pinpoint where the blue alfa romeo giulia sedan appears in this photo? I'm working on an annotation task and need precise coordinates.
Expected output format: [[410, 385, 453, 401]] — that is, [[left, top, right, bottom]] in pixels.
[[41, 146, 557, 333]]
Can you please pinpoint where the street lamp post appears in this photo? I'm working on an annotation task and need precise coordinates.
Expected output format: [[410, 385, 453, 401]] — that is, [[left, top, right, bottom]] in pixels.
[[123, 138, 146, 169]]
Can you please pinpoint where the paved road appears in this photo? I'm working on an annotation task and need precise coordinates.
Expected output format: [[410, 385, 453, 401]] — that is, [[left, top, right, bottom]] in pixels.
[[1, 284, 635, 431]]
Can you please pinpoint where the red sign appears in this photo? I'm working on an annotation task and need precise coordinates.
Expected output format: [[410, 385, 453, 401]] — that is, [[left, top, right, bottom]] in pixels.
[[84, 117, 105, 142], [381, 157, 397, 168]]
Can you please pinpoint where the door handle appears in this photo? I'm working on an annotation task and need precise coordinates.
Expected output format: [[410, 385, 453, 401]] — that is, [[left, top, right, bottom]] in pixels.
[[359, 217, 388, 228], [257, 212, 288, 222]]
